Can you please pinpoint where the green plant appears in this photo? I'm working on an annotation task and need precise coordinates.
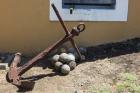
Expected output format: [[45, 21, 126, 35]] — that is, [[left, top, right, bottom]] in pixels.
[[122, 73, 137, 82], [116, 73, 140, 93], [87, 73, 140, 93]]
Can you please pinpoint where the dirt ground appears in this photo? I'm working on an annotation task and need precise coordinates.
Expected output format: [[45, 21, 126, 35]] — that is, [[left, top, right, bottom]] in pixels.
[[0, 52, 140, 93]]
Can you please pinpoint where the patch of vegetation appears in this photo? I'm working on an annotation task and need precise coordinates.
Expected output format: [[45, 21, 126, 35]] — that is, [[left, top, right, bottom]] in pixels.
[[88, 73, 140, 93], [116, 73, 140, 93]]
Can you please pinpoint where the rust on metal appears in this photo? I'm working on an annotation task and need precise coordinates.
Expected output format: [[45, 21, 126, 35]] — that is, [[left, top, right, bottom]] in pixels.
[[6, 3, 85, 87]]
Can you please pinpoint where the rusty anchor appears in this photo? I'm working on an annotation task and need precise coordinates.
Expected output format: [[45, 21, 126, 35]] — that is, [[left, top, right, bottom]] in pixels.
[[6, 4, 85, 88]]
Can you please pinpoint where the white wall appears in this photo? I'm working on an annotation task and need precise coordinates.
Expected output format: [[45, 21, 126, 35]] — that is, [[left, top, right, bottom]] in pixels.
[[50, 0, 129, 21]]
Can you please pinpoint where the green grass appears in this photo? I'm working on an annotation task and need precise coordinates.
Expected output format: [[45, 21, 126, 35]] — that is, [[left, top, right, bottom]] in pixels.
[[88, 73, 140, 93], [116, 73, 140, 93]]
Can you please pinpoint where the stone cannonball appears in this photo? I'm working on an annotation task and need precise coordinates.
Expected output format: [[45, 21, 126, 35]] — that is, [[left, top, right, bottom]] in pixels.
[[52, 54, 60, 62], [59, 53, 76, 63], [61, 64, 70, 75], [68, 61, 77, 70], [59, 53, 69, 63], [54, 61, 63, 70], [67, 53, 75, 62]]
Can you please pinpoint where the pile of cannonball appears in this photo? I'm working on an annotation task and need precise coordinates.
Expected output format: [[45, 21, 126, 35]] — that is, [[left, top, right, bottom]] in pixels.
[[51, 53, 77, 75]]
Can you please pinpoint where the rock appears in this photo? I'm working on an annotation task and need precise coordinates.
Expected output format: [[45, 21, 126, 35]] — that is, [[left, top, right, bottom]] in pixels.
[[54, 61, 63, 70], [61, 64, 70, 75], [68, 61, 77, 70], [52, 54, 60, 62]]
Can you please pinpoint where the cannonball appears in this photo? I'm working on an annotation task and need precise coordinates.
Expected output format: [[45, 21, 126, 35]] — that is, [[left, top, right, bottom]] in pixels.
[[66, 53, 75, 63], [52, 54, 60, 62], [59, 53, 69, 63], [54, 61, 63, 70], [68, 61, 77, 70], [61, 64, 70, 75], [59, 53, 76, 63]]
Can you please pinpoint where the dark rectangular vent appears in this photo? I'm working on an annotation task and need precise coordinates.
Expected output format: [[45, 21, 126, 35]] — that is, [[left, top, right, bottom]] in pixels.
[[62, 0, 116, 9]]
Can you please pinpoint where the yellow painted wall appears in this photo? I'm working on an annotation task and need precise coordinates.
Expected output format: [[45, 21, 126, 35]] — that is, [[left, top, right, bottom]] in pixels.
[[0, 0, 140, 55]]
